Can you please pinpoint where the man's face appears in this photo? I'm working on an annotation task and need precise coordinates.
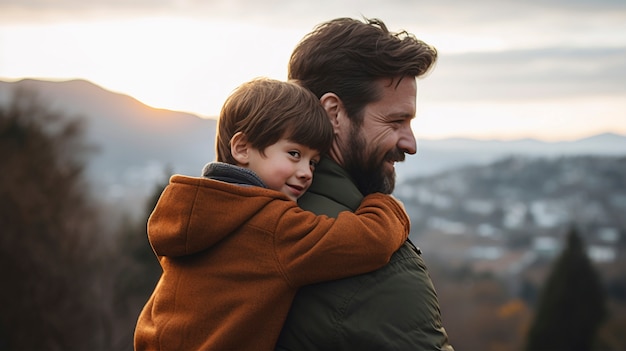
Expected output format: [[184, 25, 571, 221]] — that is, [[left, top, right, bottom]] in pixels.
[[340, 77, 418, 195]]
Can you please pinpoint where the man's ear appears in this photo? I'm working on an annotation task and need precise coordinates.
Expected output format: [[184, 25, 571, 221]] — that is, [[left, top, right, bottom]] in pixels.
[[319, 92, 345, 134], [230, 132, 250, 166]]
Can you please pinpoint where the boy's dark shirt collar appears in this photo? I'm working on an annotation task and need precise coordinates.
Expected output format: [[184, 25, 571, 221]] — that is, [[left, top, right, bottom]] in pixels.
[[202, 162, 266, 188]]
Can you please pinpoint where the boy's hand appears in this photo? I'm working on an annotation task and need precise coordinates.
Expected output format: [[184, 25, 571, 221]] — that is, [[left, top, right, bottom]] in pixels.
[[388, 195, 406, 211]]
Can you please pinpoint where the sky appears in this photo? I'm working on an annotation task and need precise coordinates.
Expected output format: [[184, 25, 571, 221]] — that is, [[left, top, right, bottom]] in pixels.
[[1, 0, 625, 141]]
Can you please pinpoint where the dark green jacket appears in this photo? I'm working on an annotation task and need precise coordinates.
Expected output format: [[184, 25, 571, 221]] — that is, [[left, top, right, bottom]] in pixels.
[[275, 157, 453, 351]]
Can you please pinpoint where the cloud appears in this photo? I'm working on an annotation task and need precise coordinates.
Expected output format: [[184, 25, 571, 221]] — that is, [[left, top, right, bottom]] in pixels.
[[8, 0, 623, 57], [2, 0, 624, 140], [425, 46, 626, 102], [2, 0, 625, 24]]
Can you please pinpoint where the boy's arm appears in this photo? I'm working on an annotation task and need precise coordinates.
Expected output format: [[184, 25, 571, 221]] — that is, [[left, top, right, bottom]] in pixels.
[[274, 193, 409, 287]]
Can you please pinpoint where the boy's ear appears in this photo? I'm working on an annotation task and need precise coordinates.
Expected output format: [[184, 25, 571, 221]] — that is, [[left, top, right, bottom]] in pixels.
[[320, 92, 345, 134], [230, 132, 250, 165]]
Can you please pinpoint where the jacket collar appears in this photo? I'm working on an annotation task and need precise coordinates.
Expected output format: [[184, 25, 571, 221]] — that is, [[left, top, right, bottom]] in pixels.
[[303, 156, 363, 212]]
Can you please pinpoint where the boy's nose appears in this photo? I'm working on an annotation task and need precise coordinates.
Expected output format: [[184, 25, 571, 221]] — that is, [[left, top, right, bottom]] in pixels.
[[297, 164, 313, 180]]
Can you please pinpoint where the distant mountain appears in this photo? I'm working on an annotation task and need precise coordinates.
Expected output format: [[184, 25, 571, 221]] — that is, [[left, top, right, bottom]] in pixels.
[[2, 78, 625, 215], [396, 132, 626, 182], [0, 78, 216, 215]]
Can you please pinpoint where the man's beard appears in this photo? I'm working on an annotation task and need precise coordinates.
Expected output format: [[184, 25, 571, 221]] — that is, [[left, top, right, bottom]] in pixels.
[[342, 127, 405, 195]]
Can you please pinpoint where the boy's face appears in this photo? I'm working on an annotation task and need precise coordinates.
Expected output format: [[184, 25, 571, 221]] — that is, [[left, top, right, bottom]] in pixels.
[[246, 139, 321, 202]]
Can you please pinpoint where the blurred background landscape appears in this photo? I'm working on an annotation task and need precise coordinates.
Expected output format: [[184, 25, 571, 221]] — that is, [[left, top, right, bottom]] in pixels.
[[1, 0, 625, 349], [1, 78, 625, 350]]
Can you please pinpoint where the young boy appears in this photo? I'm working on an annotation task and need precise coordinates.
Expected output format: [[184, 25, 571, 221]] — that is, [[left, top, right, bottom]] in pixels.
[[134, 78, 410, 350]]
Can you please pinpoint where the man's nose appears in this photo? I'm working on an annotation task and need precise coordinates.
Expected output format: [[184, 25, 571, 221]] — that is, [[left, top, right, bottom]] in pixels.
[[398, 126, 417, 155]]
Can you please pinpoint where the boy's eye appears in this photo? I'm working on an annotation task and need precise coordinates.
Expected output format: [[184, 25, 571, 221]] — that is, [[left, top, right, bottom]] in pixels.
[[310, 159, 319, 170], [288, 150, 301, 158]]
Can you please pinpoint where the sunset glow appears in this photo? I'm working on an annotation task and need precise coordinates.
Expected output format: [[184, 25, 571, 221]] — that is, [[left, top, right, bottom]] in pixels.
[[1, 1, 624, 141]]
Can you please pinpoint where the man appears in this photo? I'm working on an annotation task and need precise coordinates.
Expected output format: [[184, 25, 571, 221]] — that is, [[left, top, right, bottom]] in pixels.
[[275, 18, 454, 350]]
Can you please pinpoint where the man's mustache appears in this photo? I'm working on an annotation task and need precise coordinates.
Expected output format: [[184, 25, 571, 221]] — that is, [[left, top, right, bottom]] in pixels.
[[384, 148, 406, 163]]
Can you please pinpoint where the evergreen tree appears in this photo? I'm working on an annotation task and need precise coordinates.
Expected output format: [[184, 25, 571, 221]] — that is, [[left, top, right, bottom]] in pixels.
[[0, 88, 104, 349], [525, 227, 607, 351]]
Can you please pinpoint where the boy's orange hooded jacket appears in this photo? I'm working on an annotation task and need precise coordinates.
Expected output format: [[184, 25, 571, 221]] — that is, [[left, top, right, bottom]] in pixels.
[[134, 174, 409, 350]]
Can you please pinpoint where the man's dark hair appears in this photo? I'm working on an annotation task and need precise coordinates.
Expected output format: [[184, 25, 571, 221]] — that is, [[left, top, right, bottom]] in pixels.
[[288, 17, 437, 125]]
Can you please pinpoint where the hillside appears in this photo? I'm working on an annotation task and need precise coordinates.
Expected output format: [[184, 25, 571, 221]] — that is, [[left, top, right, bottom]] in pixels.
[[0, 78, 217, 215], [395, 132, 626, 180], [396, 155, 626, 268]]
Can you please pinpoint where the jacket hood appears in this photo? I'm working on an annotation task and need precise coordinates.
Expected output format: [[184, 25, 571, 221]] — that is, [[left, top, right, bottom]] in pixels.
[[147, 175, 289, 257]]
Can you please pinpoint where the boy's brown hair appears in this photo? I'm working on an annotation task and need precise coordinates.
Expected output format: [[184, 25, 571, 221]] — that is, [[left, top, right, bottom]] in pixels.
[[216, 77, 333, 165]]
